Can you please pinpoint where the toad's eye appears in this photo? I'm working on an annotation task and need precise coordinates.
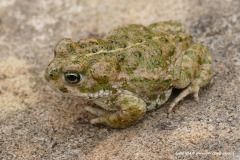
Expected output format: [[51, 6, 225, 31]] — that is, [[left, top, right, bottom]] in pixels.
[[64, 72, 82, 84]]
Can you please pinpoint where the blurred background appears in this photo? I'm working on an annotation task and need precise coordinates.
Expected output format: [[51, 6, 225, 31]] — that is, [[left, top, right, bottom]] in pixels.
[[0, 0, 239, 159]]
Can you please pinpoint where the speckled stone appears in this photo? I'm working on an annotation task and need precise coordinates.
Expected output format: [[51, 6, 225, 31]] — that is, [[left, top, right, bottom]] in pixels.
[[0, 0, 239, 159]]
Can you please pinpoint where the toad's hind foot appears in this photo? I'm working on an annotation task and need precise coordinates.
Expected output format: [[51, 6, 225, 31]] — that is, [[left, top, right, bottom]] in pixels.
[[85, 106, 108, 116], [168, 83, 200, 113]]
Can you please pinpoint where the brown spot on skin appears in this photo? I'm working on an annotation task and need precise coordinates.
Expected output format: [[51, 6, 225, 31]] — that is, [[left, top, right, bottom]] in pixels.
[[132, 51, 142, 58], [122, 35, 129, 40], [59, 87, 68, 93], [88, 59, 98, 66], [79, 43, 87, 48], [85, 50, 91, 53], [89, 41, 98, 45], [165, 45, 175, 56], [117, 54, 125, 62], [106, 46, 113, 51], [159, 37, 168, 43], [119, 43, 127, 48], [144, 35, 152, 40], [92, 48, 98, 53], [173, 36, 183, 42]]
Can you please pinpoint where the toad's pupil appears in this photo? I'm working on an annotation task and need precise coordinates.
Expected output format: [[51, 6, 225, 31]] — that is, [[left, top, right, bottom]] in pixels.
[[68, 75, 77, 81], [64, 73, 81, 84]]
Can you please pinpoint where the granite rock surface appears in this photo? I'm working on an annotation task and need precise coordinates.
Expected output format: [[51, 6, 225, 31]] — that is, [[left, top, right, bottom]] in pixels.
[[0, 0, 240, 159]]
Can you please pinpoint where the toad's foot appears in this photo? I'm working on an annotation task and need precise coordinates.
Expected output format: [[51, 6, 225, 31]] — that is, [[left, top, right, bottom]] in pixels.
[[85, 94, 147, 128], [168, 83, 200, 113]]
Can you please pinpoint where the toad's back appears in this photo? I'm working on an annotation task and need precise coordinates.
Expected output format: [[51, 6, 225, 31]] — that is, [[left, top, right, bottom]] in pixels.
[[74, 22, 194, 100], [77, 22, 193, 59]]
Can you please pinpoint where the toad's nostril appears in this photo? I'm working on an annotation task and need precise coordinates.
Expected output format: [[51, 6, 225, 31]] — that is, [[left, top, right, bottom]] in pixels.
[[46, 68, 59, 80], [49, 73, 54, 78]]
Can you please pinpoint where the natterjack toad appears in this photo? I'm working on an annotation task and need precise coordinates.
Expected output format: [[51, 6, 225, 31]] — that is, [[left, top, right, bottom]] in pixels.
[[45, 21, 212, 128]]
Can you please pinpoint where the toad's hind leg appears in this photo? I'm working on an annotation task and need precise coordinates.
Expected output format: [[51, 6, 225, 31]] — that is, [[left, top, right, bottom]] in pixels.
[[86, 94, 147, 128], [168, 44, 212, 113]]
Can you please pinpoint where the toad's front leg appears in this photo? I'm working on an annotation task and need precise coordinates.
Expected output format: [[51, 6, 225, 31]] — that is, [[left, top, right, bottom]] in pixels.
[[85, 94, 147, 128]]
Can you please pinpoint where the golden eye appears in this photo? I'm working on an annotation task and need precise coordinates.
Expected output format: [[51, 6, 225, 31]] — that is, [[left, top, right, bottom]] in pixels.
[[64, 72, 82, 84]]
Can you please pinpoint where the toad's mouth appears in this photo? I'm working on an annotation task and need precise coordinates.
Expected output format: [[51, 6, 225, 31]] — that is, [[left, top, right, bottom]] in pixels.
[[87, 89, 113, 99], [61, 89, 114, 100]]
